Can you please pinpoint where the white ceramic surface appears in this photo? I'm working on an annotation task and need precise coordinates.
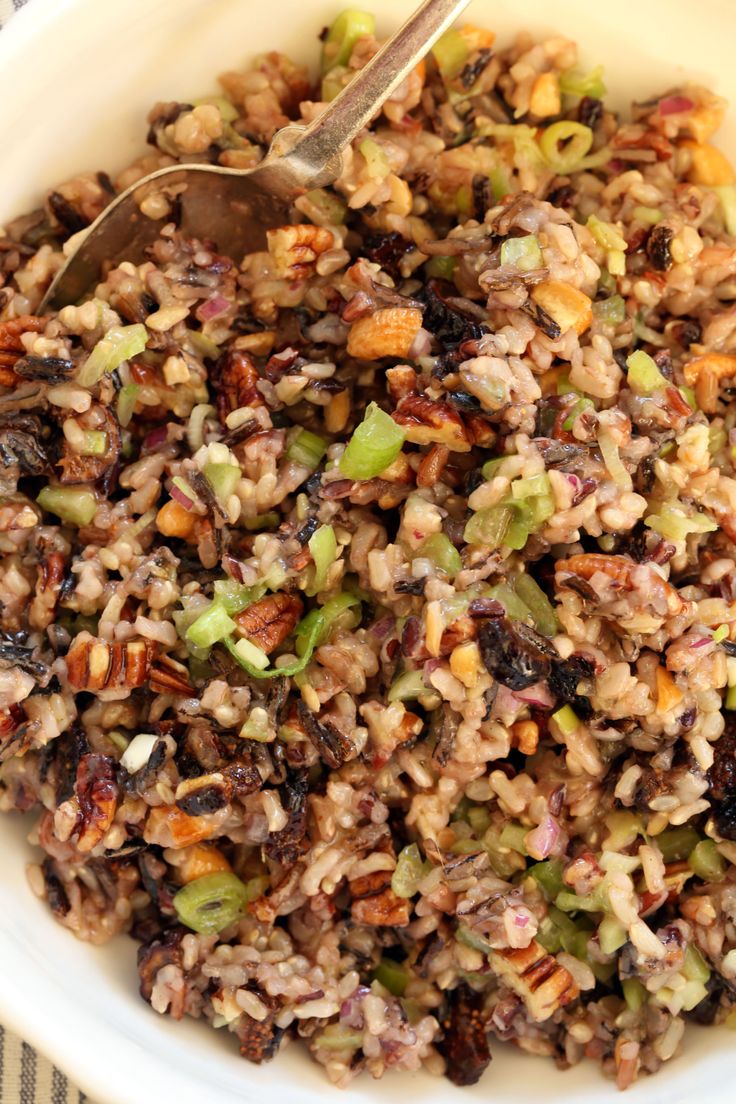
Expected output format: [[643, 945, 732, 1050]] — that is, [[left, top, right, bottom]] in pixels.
[[1, 0, 735, 1100]]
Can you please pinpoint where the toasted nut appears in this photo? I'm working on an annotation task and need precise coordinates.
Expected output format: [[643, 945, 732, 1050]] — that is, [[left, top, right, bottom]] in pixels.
[[683, 352, 736, 412], [347, 307, 423, 360], [531, 281, 593, 336], [65, 633, 154, 692], [75, 753, 118, 853], [156, 499, 196, 539], [150, 654, 194, 695], [449, 641, 482, 688], [29, 548, 65, 631], [529, 72, 561, 118], [489, 939, 579, 1022], [266, 224, 335, 279], [556, 553, 685, 617], [511, 720, 539, 755], [145, 804, 221, 848], [0, 315, 46, 384], [233, 331, 276, 356], [386, 364, 418, 403], [349, 869, 410, 927], [417, 443, 450, 488], [324, 388, 350, 433], [393, 394, 471, 453], [235, 592, 304, 654], [175, 843, 232, 884], [655, 666, 684, 713], [681, 140, 735, 186], [213, 348, 263, 421]]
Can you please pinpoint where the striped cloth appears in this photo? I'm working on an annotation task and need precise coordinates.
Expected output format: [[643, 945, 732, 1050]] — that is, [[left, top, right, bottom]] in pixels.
[[0, 3, 94, 1101]]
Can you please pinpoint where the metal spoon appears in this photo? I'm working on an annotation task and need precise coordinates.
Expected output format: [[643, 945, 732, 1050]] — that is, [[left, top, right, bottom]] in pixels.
[[42, 0, 470, 310]]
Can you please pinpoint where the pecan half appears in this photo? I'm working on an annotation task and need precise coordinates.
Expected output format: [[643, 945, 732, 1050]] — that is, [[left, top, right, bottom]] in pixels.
[[65, 633, 154, 692], [349, 868, 410, 927], [489, 940, 579, 1022], [235, 592, 304, 654], [392, 394, 471, 453], [212, 348, 263, 421], [75, 753, 119, 852]]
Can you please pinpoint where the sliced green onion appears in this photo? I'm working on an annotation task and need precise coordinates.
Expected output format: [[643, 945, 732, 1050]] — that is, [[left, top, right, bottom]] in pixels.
[[387, 668, 426, 703], [464, 504, 513, 547], [419, 532, 462, 578], [622, 978, 647, 1013], [559, 65, 606, 99], [500, 234, 543, 272], [592, 295, 626, 325], [562, 396, 594, 431], [539, 121, 594, 174], [626, 349, 668, 395], [645, 502, 717, 541], [186, 602, 237, 649], [173, 872, 253, 934], [528, 859, 565, 901], [295, 592, 361, 657], [632, 205, 662, 226], [467, 805, 491, 836], [655, 826, 701, 863], [552, 704, 580, 737], [598, 915, 628, 954], [77, 324, 147, 387], [37, 486, 97, 527], [212, 579, 264, 616], [456, 924, 493, 955], [116, 383, 140, 428], [598, 428, 632, 491], [683, 943, 711, 985], [373, 959, 409, 997], [286, 429, 327, 470], [359, 137, 390, 179], [513, 573, 558, 636], [391, 843, 426, 898], [431, 28, 469, 81], [307, 524, 337, 595], [304, 188, 346, 226], [715, 184, 736, 236], [224, 603, 327, 680], [688, 839, 727, 882], [321, 8, 375, 73], [80, 430, 107, 456], [339, 402, 405, 480], [587, 214, 627, 252], [232, 637, 270, 671], [424, 255, 457, 281], [204, 462, 241, 503]]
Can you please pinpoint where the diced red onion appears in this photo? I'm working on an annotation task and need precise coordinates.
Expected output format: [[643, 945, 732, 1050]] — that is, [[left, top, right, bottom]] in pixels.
[[659, 94, 694, 116], [371, 615, 395, 641], [423, 658, 443, 677], [514, 912, 530, 927], [143, 426, 168, 451], [170, 484, 194, 511], [197, 294, 232, 322], [514, 681, 555, 709], [340, 985, 370, 1025], [690, 637, 713, 649], [525, 815, 561, 860], [408, 327, 433, 358]]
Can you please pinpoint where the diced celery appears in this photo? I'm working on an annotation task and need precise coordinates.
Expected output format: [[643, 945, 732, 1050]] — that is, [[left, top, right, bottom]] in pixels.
[[709, 425, 727, 454], [339, 402, 405, 480], [80, 430, 107, 456], [456, 924, 493, 954], [286, 429, 327, 470], [645, 502, 717, 541], [655, 826, 701, 862], [603, 811, 642, 851], [464, 504, 513, 547], [513, 573, 558, 636], [632, 205, 662, 226], [212, 579, 264, 615], [688, 839, 727, 882], [563, 396, 594, 431], [592, 295, 626, 325], [186, 602, 237, 648], [321, 8, 375, 73], [683, 943, 711, 984], [173, 871, 251, 934], [77, 324, 147, 387], [598, 429, 631, 490], [243, 512, 279, 531], [486, 582, 531, 623], [420, 532, 462, 578], [359, 137, 390, 179], [499, 822, 528, 855], [500, 234, 543, 272], [552, 704, 580, 737], [715, 184, 736, 236], [587, 214, 627, 251], [511, 473, 551, 500], [555, 885, 607, 913], [238, 706, 272, 742], [598, 915, 627, 954], [626, 349, 668, 395], [431, 28, 469, 81], [231, 637, 270, 670], [559, 65, 606, 100], [481, 456, 508, 480], [192, 95, 239, 122], [623, 978, 647, 1012], [387, 668, 426, 703], [307, 524, 337, 595], [295, 592, 362, 655], [315, 1026, 364, 1050], [424, 255, 457, 281], [539, 122, 594, 174], [489, 166, 512, 202], [37, 486, 97, 527], [528, 859, 565, 901], [374, 959, 409, 997], [204, 462, 241, 503], [391, 843, 426, 898], [467, 805, 491, 836]]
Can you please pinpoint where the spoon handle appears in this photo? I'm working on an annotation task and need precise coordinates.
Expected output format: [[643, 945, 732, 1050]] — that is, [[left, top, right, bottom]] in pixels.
[[269, 0, 472, 192]]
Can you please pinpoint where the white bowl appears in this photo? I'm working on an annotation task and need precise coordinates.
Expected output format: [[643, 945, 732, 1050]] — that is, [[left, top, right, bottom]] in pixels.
[[1, 1, 735, 1101]]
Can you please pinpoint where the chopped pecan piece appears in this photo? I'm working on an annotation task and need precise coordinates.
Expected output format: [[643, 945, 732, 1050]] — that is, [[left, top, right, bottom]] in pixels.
[[149, 654, 194, 695], [489, 940, 579, 1022], [29, 549, 65, 631], [349, 868, 410, 927], [235, 592, 303, 654], [392, 394, 471, 453], [212, 348, 263, 421], [65, 633, 154, 692], [267, 224, 334, 279], [75, 753, 118, 852], [0, 315, 46, 385]]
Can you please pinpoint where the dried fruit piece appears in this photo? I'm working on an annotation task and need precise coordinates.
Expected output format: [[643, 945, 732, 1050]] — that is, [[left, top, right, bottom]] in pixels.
[[347, 307, 423, 359], [438, 984, 491, 1087], [529, 72, 561, 118], [683, 352, 736, 412], [531, 280, 593, 335]]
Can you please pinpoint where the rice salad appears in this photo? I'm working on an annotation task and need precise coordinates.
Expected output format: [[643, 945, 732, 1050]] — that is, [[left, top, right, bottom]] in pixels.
[[2, 11, 736, 1091]]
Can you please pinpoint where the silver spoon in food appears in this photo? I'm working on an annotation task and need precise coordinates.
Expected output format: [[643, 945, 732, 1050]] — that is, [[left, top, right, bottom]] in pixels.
[[42, 0, 471, 310]]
